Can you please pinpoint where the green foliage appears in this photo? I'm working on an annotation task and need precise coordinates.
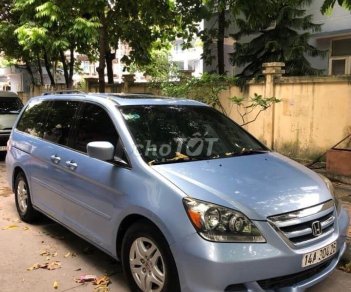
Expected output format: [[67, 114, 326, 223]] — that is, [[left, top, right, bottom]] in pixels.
[[160, 73, 237, 114], [160, 74, 279, 126], [321, 0, 351, 13], [230, 93, 281, 126], [200, 0, 266, 74], [231, 0, 326, 86], [0, 0, 203, 90], [129, 48, 178, 82]]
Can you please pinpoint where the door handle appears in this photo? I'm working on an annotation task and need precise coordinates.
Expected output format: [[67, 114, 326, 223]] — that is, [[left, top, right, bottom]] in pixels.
[[50, 154, 61, 164], [65, 160, 78, 171]]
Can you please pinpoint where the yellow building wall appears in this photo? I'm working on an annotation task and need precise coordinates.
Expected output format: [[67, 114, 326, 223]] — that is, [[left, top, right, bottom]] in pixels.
[[221, 77, 351, 159]]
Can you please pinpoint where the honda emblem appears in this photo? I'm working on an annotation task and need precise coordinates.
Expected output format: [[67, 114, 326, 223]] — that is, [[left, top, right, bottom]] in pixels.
[[311, 221, 322, 237]]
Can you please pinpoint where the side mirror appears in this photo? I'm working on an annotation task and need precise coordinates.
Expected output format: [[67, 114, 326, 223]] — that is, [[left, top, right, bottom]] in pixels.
[[87, 141, 114, 161]]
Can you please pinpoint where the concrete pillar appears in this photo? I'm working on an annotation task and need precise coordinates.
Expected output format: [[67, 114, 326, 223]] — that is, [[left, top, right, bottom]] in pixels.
[[84, 77, 99, 92], [262, 62, 285, 149], [122, 74, 135, 92]]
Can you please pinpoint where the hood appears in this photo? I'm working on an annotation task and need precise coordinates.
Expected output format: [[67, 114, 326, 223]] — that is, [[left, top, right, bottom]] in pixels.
[[0, 114, 17, 130], [153, 152, 332, 220]]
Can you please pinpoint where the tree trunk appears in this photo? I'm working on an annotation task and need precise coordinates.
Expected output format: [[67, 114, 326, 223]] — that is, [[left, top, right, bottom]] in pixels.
[[217, 4, 226, 75], [106, 50, 115, 84], [68, 47, 74, 89], [59, 50, 70, 88], [37, 54, 44, 86], [43, 49, 55, 86], [97, 13, 107, 93], [25, 60, 35, 86]]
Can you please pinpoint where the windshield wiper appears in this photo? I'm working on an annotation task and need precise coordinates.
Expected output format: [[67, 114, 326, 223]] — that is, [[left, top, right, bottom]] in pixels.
[[225, 149, 268, 157]]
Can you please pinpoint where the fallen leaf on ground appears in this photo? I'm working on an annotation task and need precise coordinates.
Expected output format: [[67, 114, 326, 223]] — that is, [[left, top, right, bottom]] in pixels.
[[2, 224, 20, 230], [22, 226, 29, 231], [74, 268, 82, 271], [94, 285, 110, 292], [75, 274, 97, 283], [93, 275, 110, 286], [40, 250, 50, 256], [53, 281, 59, 289], [27, 263, 41, 271], [47, 261, 61, 270], [93, 275, 111, 292], [64, 251, 77, 258], [27, 261, 61, 271], [40, 250, 57, 259]]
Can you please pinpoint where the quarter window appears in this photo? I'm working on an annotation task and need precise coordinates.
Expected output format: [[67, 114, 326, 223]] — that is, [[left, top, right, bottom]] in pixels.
[[16, 100, 51, 137]]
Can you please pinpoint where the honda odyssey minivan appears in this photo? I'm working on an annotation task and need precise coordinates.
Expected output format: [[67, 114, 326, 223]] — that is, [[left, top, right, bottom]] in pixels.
[[6, 93, 349, 292]]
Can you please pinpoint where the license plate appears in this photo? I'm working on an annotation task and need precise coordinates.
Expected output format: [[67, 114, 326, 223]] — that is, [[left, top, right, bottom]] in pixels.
[[0, 146, 6, 151], [302, 241, 337, 267]]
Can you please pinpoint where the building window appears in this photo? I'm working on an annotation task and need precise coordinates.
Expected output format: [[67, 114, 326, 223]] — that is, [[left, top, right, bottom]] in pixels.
[[329, 38, 351, 75]]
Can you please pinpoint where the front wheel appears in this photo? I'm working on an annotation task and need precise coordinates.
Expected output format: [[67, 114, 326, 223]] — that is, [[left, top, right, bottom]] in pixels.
[[121, 221, 180, 292], [14, 172, 39, 222]]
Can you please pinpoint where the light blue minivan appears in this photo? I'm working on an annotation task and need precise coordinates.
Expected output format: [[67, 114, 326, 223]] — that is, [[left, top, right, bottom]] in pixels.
[[6, 93, 349, 292]]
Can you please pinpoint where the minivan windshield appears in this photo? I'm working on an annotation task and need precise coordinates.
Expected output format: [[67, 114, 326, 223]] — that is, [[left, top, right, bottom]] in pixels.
[[0, 97, 22, 114], [120, 105, 268, 165]]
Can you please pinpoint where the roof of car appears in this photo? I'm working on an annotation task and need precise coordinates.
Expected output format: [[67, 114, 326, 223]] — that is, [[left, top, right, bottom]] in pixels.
[[0, 91, 19, 98], [39, 92, 207, 107]]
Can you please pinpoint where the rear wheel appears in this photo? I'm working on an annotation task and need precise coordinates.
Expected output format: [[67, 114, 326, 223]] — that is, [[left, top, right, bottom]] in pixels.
[[14, 172, 39, 222], [121, 221, 180, 292]]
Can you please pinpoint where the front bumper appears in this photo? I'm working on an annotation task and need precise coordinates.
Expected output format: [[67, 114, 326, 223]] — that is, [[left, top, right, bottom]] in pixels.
[[171, 207, 349, 292], [0, 132, 10, 151]]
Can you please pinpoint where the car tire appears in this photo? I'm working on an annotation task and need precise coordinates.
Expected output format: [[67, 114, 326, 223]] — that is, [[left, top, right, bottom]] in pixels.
[[14, 172, 39, 223], [121, 221, 180, 292]]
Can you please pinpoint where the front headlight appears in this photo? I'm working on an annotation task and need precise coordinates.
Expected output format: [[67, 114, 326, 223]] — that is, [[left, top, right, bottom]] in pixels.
[[319, 174, 341, 213], [183, 197, 266, 243]]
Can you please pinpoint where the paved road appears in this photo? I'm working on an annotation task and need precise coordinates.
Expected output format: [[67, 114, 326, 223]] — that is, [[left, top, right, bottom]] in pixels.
[[0, 161, 350, 292]]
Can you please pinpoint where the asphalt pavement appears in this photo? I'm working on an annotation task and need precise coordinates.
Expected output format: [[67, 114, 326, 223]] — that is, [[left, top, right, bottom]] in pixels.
[[0, 161, 350, 292]]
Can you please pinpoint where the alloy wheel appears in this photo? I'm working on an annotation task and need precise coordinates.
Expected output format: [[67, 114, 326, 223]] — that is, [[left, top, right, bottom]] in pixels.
[[129, 237, 166, 292], [17, 179, 28, 214]]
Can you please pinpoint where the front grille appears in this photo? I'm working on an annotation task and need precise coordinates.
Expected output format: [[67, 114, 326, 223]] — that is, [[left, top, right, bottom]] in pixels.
[[268, 200, 336, 247], [258, 258, 334, 290]]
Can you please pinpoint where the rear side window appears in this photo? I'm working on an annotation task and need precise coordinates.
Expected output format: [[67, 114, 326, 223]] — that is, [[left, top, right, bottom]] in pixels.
[[72, 103, 119, 153], [42, 100, 80, 146], [16, 100, 50, 137]]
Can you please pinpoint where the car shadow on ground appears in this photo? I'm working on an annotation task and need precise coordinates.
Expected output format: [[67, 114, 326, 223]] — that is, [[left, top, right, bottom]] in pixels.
[[30, 215, 129, 289]]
